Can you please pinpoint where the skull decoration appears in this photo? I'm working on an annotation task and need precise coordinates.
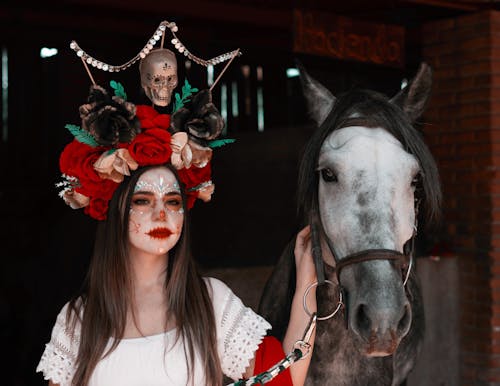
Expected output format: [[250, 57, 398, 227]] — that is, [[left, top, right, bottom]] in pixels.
[[139, 49, 178, 107]]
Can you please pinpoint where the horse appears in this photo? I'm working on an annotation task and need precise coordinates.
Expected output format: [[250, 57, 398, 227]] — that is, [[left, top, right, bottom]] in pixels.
[[258, 63, 441, 386]]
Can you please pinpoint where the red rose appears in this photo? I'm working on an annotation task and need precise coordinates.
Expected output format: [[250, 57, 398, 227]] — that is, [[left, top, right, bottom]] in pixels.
[[128, 129, 172, 166], [59, 140, 119, 200], [60, 140, 104, 182], [177, 164, 212, 210], [76, 151, 119, 200], [85, 197, 109, 221], [136, 105, 171, 130], [77, 179, 118, 202], [177, 163, 212, 190]]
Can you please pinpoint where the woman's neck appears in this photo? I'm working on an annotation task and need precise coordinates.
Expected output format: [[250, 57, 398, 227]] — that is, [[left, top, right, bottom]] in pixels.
[[129, 247, 169, 290], [124, 247, 172, 338]]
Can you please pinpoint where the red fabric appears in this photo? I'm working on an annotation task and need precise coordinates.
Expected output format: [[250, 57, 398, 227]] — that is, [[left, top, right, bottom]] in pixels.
[[253, 336, 293, 386]]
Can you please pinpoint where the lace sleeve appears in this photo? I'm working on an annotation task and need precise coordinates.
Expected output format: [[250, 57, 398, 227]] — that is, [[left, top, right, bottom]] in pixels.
[[206, 277, 272, 381], [36, 302, 81, 386]]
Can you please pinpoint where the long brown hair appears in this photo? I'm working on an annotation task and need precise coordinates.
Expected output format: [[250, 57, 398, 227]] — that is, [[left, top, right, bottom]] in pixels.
[[68, 164, 222, 386]]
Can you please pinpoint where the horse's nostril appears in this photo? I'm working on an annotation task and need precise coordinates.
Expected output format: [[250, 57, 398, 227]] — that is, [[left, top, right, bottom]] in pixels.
[[398, 304, 412, 334], [355, 304, 371, 332]]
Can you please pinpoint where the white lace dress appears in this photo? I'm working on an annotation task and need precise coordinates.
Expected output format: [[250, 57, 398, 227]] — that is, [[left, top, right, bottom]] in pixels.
[[36, 277, 271, 386]]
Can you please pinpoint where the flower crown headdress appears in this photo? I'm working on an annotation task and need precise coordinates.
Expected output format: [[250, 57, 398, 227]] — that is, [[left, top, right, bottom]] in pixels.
[[57, 21, 239, 220]]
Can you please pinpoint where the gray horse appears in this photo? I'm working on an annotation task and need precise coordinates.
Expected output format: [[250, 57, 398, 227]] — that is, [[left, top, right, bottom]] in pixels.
[[259, 63, 441, 385]]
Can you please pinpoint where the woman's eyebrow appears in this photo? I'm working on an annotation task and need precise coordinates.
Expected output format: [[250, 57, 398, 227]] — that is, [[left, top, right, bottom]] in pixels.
[[165, 191, 182, 197], [134, 190, 181, 196], [133, 190, 155, 196]]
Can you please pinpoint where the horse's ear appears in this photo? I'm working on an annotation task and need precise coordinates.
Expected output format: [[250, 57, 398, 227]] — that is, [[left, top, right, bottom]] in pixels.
[[390, 62, 432, 122], [296, 61, 336, 127]]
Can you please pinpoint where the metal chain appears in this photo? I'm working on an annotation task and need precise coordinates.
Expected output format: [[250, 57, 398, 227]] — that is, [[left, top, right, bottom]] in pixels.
[[225, 313, 317, 386], [70, 20, 242, 73]]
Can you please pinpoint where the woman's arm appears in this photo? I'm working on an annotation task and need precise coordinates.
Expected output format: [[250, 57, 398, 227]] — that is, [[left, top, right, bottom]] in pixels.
[[242, 226, 317, 384], [283, 225, 317, 386]]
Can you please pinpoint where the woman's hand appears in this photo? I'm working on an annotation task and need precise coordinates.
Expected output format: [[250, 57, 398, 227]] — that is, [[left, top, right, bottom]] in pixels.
[[294, 225, 317, 291], [283, 225, 318, 386]]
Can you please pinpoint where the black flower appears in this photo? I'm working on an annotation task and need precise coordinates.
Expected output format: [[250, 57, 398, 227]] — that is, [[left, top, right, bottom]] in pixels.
[[170, 89, 224, 144], [79, 85, 140, 146]]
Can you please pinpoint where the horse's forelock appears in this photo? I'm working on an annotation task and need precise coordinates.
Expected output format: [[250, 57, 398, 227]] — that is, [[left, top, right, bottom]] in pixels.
[[297, 89, 441, 232]]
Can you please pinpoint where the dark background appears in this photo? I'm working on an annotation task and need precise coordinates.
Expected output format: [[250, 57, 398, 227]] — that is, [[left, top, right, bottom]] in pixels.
[[0, 1, 497, 384]]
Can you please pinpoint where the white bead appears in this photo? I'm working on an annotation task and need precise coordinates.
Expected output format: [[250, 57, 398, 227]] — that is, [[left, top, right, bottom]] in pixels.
[[179, 47, 184, 53], [86, 57, 92, 64], [175, 43, 180, 49], [140, 52, 146, 58], [70, 42, 76, 49], [159, 25, 166, 31], [92, 60, 97, 66], [97, 62, 103, 69], [149, 39, 156, 45], [172, 26, 178, 32], [103, 64, 109, 71], [147, 43, 153, 50], [143, 48, 150, 54], [171, 38, 177, 44], [77, 50, 84, 57]]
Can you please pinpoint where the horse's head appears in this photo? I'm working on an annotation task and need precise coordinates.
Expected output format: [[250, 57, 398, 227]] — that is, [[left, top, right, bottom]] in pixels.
[[298, 63, 441, 357]]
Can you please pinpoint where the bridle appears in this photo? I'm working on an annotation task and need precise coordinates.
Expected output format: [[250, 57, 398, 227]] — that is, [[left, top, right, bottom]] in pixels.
[[306, 199, 420, 323]]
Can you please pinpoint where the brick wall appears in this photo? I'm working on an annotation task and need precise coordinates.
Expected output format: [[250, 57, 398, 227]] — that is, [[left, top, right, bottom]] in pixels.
[[422, 10, 500, 385]]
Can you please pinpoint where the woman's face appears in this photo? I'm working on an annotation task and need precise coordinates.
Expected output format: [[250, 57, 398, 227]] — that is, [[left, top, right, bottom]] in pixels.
[[128, 168, 184, 256]]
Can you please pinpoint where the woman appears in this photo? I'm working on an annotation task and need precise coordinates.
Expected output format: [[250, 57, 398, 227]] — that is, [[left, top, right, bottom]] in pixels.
[[37, 84, 317, 385]]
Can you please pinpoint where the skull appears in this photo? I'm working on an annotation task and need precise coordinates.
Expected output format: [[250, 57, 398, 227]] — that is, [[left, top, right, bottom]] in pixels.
[[139, 49, 178, 107]]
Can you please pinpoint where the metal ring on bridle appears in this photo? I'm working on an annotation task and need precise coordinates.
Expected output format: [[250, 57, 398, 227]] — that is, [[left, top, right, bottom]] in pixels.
[[403, 256, 413, 287], [303, 280, 343, 321]]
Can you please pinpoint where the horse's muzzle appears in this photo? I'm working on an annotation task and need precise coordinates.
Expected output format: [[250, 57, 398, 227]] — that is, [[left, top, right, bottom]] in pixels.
[[336, 249, 413, 356]]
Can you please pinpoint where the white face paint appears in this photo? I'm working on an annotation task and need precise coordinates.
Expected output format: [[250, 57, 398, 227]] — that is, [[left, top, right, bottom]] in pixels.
[[318, 126, 420, 259], [128, 168, 184, 256]]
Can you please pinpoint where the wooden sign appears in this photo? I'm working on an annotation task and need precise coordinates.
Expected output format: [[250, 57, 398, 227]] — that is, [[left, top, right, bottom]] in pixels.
[[293, 10, 405, 68]]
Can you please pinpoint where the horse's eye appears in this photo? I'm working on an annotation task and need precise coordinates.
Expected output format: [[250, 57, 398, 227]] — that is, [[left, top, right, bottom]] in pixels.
[[321, 168, 338, 183]]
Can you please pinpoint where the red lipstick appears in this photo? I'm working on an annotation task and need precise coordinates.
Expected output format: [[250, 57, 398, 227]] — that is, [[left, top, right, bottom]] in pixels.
[[146, 227, 172, 239]]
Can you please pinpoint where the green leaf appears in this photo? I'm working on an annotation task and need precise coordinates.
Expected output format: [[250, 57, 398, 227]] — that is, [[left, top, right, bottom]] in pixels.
[[172, 93, 181, 112], [172, 78, 199, 113], [65, 124, 99, 147], [110, 80, 127, 100], [207, 138, 236, 148]]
